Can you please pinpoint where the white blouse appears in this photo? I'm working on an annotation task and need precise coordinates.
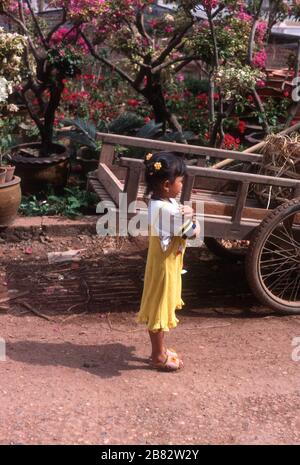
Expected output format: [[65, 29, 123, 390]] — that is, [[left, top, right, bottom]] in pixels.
[[148, 198, 195, 251]]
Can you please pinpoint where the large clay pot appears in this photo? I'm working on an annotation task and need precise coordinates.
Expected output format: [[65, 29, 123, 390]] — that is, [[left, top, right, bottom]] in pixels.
[[11, 142, 70, 194], [0, 176, 21, 227]]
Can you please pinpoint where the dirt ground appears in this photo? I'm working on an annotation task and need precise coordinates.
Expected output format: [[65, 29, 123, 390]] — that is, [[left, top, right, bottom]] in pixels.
[[0, 234, 300, 445]]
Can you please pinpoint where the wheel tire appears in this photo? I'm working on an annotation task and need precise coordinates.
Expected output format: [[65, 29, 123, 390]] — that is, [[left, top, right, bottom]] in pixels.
[[246, 198, 300, 313], [204, 237, 248, 263]]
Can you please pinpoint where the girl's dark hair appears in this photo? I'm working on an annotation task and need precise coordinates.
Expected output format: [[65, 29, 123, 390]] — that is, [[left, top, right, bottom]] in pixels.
[[143, 151, 186, 197]]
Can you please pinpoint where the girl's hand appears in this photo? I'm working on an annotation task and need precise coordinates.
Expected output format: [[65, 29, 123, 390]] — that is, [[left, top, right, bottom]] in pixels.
[[179, 205, 194, 217]]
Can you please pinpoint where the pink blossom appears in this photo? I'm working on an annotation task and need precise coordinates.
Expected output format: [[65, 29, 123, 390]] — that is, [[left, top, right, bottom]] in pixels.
[[255, 21, 267, 45], [252, 49, 267, 69], [256, 79, 266, 88], [237, 11, 253, 21], [202, 0, 218, 11], [165, 25, 174, 34]]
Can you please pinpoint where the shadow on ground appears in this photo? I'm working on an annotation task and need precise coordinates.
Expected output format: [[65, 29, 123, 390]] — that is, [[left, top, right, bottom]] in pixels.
[[7, 341, 150, 378]]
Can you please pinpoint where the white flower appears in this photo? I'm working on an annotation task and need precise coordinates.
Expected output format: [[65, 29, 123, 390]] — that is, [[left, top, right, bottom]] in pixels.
[[7, 103, 19, 113], [0, 77, 8, 103]]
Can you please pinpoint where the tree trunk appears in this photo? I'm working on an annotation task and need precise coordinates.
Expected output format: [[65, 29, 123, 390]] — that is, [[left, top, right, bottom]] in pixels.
[[40, 81, 64, 156], [142, 74, 186, 142]]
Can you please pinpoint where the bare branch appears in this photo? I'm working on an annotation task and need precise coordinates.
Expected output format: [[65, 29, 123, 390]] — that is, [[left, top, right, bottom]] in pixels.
[[136, 8, 152, 43], [207, 10, 219, 68], [211, 4, 226, 19], [152, 55, 200, 74], [247, 0, 264, 63], [252, 88, 270, 134], [80, 31, 136, 88], [152, 20, 194, 68], [25, 0, 48, 49]]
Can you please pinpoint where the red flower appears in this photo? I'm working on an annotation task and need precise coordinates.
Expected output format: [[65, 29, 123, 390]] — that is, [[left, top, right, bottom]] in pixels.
[[148, 19, 158, 29], [237, 120, 246, 134], [127, 99, 140, 107], [223, 133, 240, 150], [283, 90, 290, 98]]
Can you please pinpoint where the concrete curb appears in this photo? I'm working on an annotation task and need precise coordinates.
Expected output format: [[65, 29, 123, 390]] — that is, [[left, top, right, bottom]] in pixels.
[[0, 215, 99, 241]]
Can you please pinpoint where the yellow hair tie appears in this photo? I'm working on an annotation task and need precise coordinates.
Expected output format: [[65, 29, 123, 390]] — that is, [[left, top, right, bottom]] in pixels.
[[154, 162, 162, 171]]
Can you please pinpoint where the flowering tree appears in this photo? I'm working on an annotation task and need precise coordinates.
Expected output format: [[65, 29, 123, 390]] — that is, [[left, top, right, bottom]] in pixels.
[[71, 0, 297, 146], [0, 0, 90, 155], [183, 0, 268, 145], [37, 0, 202, 140]]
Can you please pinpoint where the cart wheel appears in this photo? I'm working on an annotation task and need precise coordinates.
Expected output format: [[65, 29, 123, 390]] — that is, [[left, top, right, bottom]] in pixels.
[[204, 237, 249, 262], [246, 198, 300, 313]]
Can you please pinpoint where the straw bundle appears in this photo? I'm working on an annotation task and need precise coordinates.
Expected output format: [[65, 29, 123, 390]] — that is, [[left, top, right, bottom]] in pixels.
[[254, 133, 300, 208]]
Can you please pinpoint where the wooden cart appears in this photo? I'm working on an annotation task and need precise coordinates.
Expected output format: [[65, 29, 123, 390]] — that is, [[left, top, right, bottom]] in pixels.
[[87, 133, 300, 314]]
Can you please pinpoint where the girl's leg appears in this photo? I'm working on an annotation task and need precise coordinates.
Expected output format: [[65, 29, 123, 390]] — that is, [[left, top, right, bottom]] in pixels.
[[148, 330, 166, 364]]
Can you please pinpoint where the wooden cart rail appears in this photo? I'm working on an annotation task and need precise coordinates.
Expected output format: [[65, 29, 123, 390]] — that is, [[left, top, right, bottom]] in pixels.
[[88, 133, 300, 239], [120, 157, 300, 239], [96, 132, 264, 163]]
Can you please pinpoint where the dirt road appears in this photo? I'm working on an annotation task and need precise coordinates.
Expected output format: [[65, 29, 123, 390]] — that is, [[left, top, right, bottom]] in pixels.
[[0, 236, 300, 444]]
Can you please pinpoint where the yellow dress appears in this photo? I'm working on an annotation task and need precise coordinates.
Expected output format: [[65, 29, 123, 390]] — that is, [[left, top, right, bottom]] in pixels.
[[136, 223, 187, 333]]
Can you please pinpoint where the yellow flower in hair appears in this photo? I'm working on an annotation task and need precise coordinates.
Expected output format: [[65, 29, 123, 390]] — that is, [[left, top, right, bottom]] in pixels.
[[154, 162, 162, 171], [146, 153, 153, 160]]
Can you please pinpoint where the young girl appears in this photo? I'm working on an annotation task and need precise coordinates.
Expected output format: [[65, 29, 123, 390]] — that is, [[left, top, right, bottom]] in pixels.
[[136, 151, 201, 371]]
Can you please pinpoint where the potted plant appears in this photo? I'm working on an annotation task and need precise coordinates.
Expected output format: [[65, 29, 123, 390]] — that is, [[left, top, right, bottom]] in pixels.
[[0, 2, 86, 194], [0, 27, 23, 225]]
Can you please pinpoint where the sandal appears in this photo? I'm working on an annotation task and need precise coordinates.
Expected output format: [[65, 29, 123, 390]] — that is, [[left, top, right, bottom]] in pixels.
[[150, 353, 183, 372], [149, 347, 178, 361]]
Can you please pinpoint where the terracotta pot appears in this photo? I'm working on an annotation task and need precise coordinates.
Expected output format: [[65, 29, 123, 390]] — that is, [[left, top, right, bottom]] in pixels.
[[11, 142, 70, 195], [1, 165, 15, 183], [0, 176, 21, 227], [0, 168, 6, 184]]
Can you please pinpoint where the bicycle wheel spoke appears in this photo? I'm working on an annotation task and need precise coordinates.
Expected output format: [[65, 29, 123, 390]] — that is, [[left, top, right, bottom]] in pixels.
[[255, 204, 300, 309], [263, 244, 298, 264], [261, 255, 298, 278], [263, 264, 298, 291], [266, 231, 297, 251], [289, 272, 300, 302], [262, 263, 299, 279], [281, 221, 300, 247], [261, 255, 297, 265], [277, 272, 300, 300]]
